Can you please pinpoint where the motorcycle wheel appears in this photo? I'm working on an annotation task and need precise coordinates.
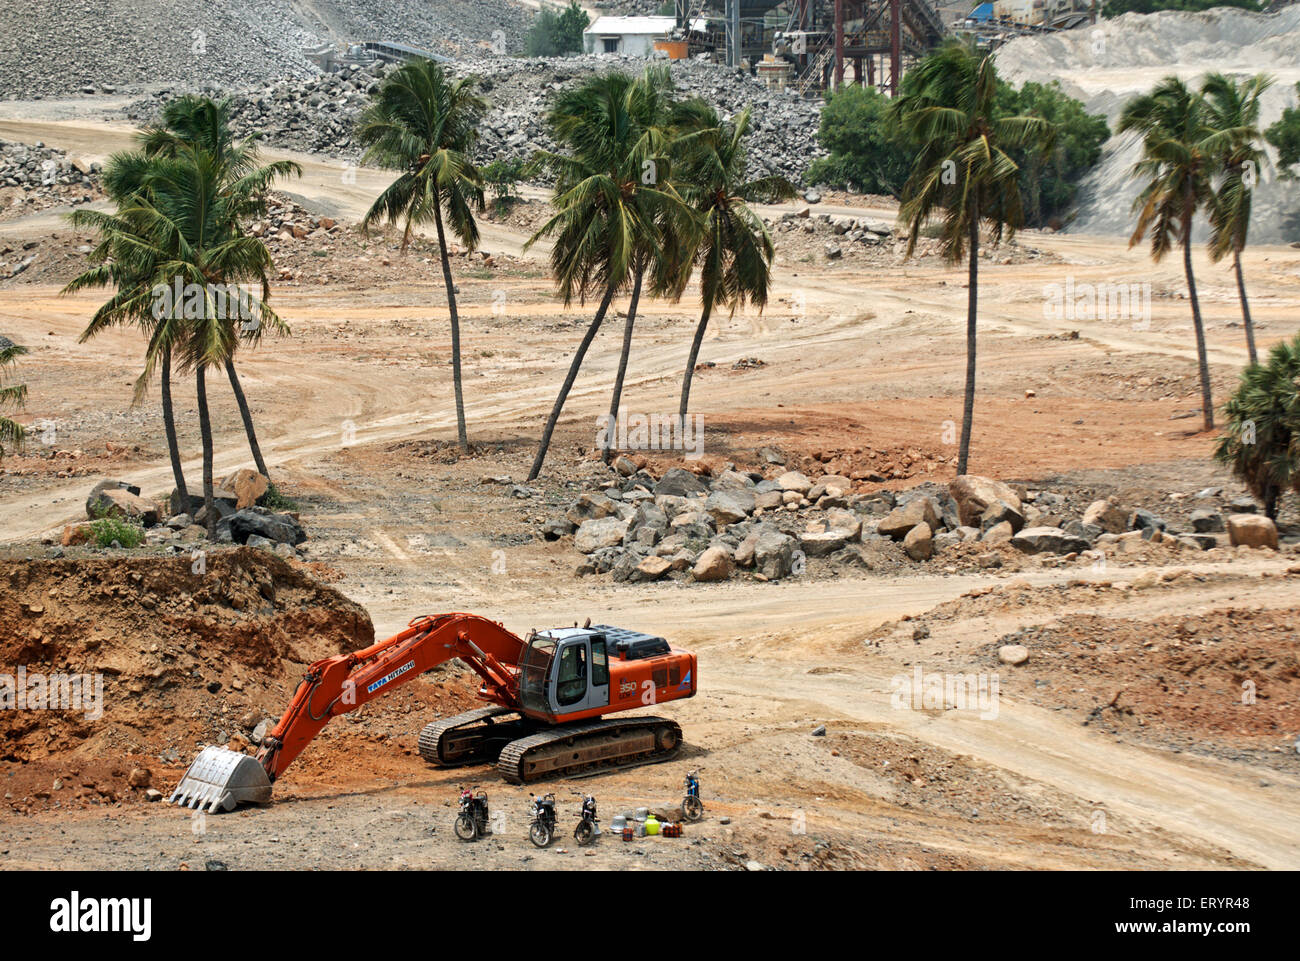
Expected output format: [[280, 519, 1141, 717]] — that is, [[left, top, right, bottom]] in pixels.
[[454, 813, 478, 841], [530, 821, 553, 848], [574, 819, 596, 846], [682, 795, 704, 822]]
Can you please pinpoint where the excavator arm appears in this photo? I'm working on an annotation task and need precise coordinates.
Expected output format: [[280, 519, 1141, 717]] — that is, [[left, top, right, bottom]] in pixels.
[[169, 613, 529, 811]]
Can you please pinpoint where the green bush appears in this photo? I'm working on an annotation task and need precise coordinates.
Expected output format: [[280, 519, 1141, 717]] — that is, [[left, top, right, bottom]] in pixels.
[[1265, 81, 1300, 181], [807, 77, 1107, 228], [525, 1, 589, 57], [259, 481, 299, 512], [1214, 332, 1300, 519], [90, 515, 145, 549]]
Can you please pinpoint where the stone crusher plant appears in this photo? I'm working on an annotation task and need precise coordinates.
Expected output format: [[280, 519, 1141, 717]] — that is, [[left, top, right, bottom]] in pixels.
[[170, 614, 697, 811]]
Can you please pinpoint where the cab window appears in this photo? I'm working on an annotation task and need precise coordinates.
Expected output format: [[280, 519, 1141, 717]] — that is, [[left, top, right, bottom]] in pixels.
[[591, 639, 609, 687], [556, 642, 587, 706]]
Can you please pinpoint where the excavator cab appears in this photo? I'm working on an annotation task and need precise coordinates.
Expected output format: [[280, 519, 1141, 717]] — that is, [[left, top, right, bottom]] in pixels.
[[518, 627, 610, 721]]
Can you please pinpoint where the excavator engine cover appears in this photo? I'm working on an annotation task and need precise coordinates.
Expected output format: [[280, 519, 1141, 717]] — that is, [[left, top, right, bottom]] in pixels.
[[169, 745, 273, 812]]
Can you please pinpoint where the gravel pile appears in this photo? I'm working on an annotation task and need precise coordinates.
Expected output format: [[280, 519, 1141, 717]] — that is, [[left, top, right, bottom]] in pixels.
[[996, 7, 1300, 245], [125, 53, 825, 183], [0, 0, 533, 99]]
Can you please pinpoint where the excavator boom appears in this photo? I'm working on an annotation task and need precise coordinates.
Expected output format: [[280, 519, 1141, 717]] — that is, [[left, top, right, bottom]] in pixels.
[[170, 613, 527, 811]]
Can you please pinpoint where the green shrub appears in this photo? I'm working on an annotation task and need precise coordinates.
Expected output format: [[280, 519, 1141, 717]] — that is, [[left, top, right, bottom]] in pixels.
[[90, 515, 144, 549], [259, 481, 299, 511]]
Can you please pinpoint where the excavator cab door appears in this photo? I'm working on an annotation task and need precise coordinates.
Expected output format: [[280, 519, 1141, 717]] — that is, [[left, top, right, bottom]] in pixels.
[[552, 631, 610, 716]]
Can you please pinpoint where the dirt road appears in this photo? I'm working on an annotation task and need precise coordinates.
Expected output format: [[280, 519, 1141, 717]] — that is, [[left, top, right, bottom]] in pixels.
[[1, 115, 1297, 870]]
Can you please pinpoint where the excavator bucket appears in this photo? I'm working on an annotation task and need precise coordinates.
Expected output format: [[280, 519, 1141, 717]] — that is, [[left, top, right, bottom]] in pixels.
[[168, 746, 273, 812]]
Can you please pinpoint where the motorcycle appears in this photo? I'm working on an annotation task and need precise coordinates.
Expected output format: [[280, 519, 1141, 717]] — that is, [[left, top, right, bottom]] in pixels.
[[529, 792, 557, 848], [681, 769, 703, 822], [573, 793, 599, 846], [454, 788, 490, 841]]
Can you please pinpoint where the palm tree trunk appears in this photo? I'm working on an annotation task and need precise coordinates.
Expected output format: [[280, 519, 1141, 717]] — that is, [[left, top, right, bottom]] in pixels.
[[432, 197, 469, 451], [161, 344, 189, 511], [225, 357, 269, 479], [1233, 249, 1257, 366], [957, 204, 979, 475], [602, 264, 644, 464], [679, 299, 714, 421], [528, 284, 618, 482], [196, 365, 216, 534], [1183, 215, 1214, 431]]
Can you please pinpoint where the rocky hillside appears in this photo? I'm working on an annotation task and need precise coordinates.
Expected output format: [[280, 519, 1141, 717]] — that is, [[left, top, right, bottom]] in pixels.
[[0, 0, 534, 98], [124, 53, 825, 183], [996, 7, 1300, 245]]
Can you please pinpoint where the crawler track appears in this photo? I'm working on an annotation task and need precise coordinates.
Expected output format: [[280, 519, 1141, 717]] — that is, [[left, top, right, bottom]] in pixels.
[[496, 716, 682, 784], [418, 707, 528, 766]]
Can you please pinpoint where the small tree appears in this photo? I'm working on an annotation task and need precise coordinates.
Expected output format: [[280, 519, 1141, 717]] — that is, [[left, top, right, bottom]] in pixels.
[[525, 1, 590, 57], [1214, 333, 1300, 520], [0, 336, 27, 459], [1265, 81, 1300, 180]]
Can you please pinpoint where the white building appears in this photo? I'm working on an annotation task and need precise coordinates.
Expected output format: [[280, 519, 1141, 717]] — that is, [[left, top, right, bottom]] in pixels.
[[582, 15, 705, 57]]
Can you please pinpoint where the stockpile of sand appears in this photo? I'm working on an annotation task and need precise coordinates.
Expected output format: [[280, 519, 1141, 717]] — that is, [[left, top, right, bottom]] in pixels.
[[996, 7, 1300, 244]]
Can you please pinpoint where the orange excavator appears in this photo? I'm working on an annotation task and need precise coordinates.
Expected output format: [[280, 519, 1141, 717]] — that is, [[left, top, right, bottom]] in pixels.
[[169, 613, 697, 812]]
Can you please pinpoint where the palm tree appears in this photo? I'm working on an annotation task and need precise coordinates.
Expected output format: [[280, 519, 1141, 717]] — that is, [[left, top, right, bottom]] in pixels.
[[891, 41, 1055, 474], [1119, 76, 1217, 431], [670, 100, 795, 420], [1214, 332, 1300, 519], [67, 97, 298, 509], [67, 152, 192, 507], [1202, 72, 1274, 366], [141, 95, 299, 480], [0, 335, 27, 459], [357, 59, 487, 452], [525, 67, 690, 479]]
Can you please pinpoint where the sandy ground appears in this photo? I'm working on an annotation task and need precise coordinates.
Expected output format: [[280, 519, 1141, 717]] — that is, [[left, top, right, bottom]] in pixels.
[[1, 115, 1299, 871]]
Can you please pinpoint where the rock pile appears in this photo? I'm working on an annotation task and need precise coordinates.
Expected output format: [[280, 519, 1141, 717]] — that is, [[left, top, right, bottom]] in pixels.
[[125, 53, 825, 182], [0, 140, 103, 232], [0, 0, 532, 99], [60, 471, 308, 559], [543, 462, 1288, 584]]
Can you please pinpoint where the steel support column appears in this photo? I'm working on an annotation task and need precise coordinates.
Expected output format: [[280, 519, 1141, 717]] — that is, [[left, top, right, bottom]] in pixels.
[[890, 0, 902, 96]]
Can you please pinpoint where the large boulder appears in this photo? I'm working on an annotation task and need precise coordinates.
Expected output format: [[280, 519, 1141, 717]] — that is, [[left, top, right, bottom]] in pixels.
[[877, 497, 939, 540], [692, 545, 733, 582], [949, 475, 1022, 528], [776, 471, 813, 494], [1190, 508, 1225, 533], [86, 480, 159, 527], [979, 499, 1025, 534], [565, 492, 615, 527], [1011, 526, 1091, 555], [574, 515, 631, 553], [218, 506, 306, 546], [799, 529, 852, 557], [219, 468, 269, 510], [705, 488, 756, 526], [1081, 498, 1127, 534], [754, 530, 798, 579], [1226, 514, 1278, 550], [902, 522, 933, 561], [654, 468, 709, 498], [631, 555, 673, 583]]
